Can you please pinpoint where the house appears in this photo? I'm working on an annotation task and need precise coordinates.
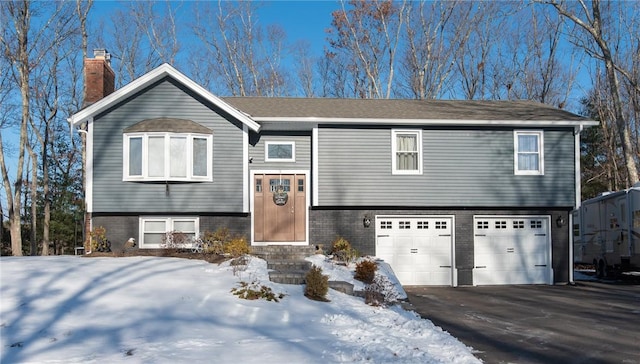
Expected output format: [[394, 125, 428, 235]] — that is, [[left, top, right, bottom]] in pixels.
[[69, 51, 598, 286]]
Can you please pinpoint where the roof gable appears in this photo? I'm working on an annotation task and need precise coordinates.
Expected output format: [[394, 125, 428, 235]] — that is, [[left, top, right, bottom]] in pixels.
[[68, 63, 260, 132]]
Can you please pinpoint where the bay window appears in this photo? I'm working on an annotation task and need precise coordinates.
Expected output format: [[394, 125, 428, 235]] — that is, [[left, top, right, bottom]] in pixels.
[[124, 133, 212, 181]]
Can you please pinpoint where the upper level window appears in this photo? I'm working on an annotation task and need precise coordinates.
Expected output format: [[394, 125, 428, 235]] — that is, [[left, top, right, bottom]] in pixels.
[[392, 129, 422, 175], [123, 133, 212, 181], [514, 130, 544, 175], [265, 141, 295, 162]]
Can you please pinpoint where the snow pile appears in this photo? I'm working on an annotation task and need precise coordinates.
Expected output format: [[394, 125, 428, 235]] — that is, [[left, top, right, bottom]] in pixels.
[[0, 255, 479, 363]]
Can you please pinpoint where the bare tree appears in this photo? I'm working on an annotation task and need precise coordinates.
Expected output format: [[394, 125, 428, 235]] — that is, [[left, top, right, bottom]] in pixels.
[[1, 1, 84, 256], [400, 1, 476, 99], [493, 4, 579, 108], [191, 1, 289, 96], [325, 0, 406, 99], [98, 1, 179, 87], [545, 0, 639, 185], [1, 0, 33, 256], [454, 1, 512, 100]]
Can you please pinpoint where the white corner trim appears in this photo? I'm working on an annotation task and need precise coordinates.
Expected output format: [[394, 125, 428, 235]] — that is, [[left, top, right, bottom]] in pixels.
[[312, 127, 319, 206], [86, 117, 94, 213], [243, 125, 249, 213]]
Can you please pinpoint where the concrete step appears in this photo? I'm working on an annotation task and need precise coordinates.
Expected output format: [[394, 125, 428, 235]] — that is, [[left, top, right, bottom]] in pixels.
[[251, 245, 317, 261], [251, 245, 319, 285], [268, 270, 308, 285], [267, 259, 311, 271]]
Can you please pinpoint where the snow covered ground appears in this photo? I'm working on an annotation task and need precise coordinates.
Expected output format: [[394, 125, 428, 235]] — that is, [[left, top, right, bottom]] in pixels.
[[1, 255, 480, 363]]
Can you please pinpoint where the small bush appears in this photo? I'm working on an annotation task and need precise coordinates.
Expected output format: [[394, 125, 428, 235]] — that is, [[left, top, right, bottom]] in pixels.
[[161, 230, 190, 253], [331, 236, 351, 253], [200, 230, 226, 255], [90, 226, 111, 252], [224, 235, 249, 257], [304, 265, 329, 301], [330, 236, 358, 263], [364, 274, 401, 307], [230, 255, 249, 276], [231, 281, 285, 302], [354, 259, 377, 284]]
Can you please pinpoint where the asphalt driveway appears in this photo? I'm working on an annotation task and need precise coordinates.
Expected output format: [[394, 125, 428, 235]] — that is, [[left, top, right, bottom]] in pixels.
[[403, 281, 640, 364]]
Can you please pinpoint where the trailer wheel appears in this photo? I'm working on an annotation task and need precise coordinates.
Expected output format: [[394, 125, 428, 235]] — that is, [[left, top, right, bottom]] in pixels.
[[596, 260, 606, 278]]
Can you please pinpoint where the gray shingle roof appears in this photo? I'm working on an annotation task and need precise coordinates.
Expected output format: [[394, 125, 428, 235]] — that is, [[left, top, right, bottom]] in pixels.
[[222, 97, 590, 122]]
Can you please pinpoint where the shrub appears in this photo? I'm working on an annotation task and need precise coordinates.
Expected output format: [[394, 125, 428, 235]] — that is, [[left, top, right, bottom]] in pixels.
[[230, 255, 249, 276], [90, 226, 111, 252], [330, 236, 358, 263], [304, 265, 329, 301], [231, 281, 285, 302], [200, 230, 226, 255], [224, 235, 249, 257], [354, 259, 377, 284], [364, 274, 401, 307], [161, 230, 190, 252], [331, 236, 351, 253]]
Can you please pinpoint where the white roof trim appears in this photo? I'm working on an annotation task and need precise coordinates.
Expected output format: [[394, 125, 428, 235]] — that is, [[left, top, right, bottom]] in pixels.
[[252, 116, 599, 128], [67, 63, 261, 132]]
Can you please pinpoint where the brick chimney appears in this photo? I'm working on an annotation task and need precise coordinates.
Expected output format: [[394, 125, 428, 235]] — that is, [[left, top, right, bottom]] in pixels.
[[83, 48, 115, 107]]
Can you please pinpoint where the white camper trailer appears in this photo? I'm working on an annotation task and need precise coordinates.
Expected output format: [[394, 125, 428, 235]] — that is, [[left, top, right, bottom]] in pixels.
[[573, 184, 640, 277]]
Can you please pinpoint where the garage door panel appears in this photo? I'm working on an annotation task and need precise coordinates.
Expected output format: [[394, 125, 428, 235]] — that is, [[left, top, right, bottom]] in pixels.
[[473, 216, 552, 285], [376, 216, 454, 286]]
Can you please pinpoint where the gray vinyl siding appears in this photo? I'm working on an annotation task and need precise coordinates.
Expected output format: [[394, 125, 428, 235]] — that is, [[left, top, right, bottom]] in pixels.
[[249, 133, 311, 170], [317, 127, 575, 207], [92, 78, 245, 213]]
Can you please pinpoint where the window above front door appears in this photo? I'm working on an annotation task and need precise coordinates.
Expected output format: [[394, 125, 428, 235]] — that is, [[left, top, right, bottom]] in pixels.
[[265, 141, 295, 162]]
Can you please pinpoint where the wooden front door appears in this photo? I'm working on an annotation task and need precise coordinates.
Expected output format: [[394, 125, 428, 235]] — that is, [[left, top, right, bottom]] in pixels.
[[254, 174, 306, 242]]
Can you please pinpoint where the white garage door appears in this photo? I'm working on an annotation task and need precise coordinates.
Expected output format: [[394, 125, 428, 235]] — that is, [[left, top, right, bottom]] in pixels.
[[376, 216, 454, 286], [473, 215, 552, 285]]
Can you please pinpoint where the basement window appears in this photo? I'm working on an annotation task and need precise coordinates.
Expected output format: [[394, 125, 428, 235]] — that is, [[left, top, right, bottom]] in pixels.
[[139, 216, 199, 249]]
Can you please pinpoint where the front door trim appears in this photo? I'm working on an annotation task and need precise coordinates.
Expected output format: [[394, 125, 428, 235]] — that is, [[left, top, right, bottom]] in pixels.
[[250, 170, 310, 246]]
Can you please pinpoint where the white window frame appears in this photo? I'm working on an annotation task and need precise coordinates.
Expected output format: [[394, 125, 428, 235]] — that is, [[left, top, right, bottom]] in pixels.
[[265, 141, 296, 162], [123, 132, 213, 181], [139, 216, 199, 249], [514, 130, 544, 175], [392, 129, 423, 175]]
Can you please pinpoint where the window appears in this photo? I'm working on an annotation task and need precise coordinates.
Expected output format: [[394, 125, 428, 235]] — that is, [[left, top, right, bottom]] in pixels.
[[270, 179, 290, 192], [391, 130, 422, 174], [124, 133, 212, 181], [514, 130, 544, 175], [265, 141, 295, 162], [139, 216, 199, 248], [392, 130, 422, 174], [380, 221, 392, 229]]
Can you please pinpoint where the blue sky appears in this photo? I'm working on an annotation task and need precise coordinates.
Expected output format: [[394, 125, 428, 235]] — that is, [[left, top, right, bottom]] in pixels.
[[90, 0, 339, 59]]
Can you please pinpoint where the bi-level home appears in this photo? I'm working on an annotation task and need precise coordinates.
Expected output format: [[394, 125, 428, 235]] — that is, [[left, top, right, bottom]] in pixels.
[[69, 51, 597, 286]]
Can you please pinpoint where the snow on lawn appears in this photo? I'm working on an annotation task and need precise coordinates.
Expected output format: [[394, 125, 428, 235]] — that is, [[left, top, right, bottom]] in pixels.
[[1, 255, 480, 364]]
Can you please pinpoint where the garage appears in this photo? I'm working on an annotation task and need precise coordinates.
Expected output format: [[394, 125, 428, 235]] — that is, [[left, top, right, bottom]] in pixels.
[[473, 215, 552, 285], [375, 215, 455, 286]]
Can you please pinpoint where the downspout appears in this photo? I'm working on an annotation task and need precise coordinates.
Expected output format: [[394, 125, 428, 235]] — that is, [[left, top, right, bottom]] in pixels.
[[570, 124, 584, 285]]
